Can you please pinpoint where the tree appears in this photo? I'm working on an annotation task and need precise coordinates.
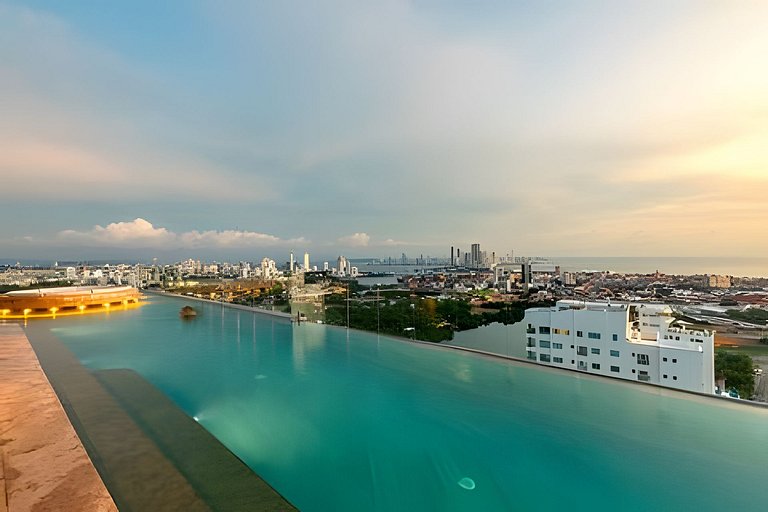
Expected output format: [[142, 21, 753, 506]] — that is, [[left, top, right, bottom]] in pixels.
[[714, 350, 755, 397]]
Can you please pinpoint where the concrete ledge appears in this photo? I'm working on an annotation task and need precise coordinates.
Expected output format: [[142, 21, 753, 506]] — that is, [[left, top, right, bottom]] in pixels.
[[144, 290, 294, 319], [0, 323, 117, 511]]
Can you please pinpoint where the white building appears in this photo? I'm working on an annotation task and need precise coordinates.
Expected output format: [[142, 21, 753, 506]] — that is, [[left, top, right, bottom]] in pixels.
[[523, 301, 715, 394], [337, 256, 348, 276], [261, 258, 279, 279], [304, 252, 310, 272]]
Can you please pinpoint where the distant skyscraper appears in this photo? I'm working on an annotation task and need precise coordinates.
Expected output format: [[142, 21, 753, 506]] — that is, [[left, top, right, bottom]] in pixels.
[[337, 255, 348, 275], [323, 261, 329, 271], [471, 243, 481, 267], [304, 252, 310, 272], [450, 246, 454, 266], [290, 252, 295, 272]]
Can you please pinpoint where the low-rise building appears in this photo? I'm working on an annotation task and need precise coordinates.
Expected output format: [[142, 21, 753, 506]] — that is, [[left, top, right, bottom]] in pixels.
[[523, 300, 714, 394]]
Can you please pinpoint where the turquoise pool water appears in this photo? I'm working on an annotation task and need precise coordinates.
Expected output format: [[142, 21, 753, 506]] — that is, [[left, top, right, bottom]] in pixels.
[[41, 296, 768, 511]]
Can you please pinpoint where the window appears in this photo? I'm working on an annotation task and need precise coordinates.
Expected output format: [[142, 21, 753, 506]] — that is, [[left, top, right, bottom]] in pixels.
[[673, 376, 678, 381], [588, 332, 601, 340], [591, 348, 600, 355], [577, 346, 588, 356], [612, 334, 618, 341], [591, 363, 601, 370], [539, 354, 551, 362], [675, 336, 680, 341], [539, 326, 550, 334], [672, 358, 677, 363], [663, 357, 667, 362], [552, 343, 563, 349], [610, 366, 620, 373], [553, 328, 570, 335], [576, 330, 583, 337], [539, 340, 550, 348], [638, 370, 650, 382], [663, 374, 668, 379], [553, 357, 563, 363], [637, 354, 649, 365], [610, 350, 620, 357]]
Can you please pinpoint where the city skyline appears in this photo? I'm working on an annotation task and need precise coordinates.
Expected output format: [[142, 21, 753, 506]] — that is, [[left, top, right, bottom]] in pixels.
[[2, 1, 768, 260]]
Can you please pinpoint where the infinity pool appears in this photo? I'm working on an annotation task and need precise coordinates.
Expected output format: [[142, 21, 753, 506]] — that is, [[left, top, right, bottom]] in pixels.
[[37, 295, 768, 511]]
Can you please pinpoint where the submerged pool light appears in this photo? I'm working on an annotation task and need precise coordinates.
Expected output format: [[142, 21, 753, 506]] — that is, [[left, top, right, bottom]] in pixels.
[[458, 477, 475, 490]]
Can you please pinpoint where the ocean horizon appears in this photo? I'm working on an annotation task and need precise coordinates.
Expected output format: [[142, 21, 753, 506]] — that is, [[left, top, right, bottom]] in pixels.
[[2, 256, 766, 279]]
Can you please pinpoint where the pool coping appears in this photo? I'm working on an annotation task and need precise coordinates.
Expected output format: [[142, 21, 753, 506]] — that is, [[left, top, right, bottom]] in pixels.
[[144, 289, 293, 319]]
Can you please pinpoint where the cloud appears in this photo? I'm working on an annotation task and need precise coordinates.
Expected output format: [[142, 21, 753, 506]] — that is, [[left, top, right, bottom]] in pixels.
[[380, 238, 409, 247], [337, 232, 371, 247], [178, 230, 307, 248], [56, 218, 305, 249], [3, 2, 768, 257], [0, 3, 274, 202]]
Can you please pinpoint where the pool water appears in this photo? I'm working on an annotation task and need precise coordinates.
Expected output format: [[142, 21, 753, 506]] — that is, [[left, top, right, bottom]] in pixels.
[[40, 296, 768, 511]]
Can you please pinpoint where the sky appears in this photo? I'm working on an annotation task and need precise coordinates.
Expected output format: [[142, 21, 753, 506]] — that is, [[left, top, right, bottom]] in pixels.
[[1, 0, 767, 263]]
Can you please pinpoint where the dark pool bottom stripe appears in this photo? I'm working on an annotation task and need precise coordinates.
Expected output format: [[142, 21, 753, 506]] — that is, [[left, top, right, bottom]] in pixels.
[[96, 368, 297, 511], [25, 323, 296, 512]]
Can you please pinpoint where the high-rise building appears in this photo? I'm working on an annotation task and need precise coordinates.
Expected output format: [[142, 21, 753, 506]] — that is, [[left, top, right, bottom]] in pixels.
[[337, 255, 348, 276], [304, 252, 310, 272], [471, 243, 481, 267], [290, 252, 295, 272]]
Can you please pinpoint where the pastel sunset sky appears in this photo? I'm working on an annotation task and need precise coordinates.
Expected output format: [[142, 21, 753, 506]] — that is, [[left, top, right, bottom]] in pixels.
[[1, 1, 767, 261]]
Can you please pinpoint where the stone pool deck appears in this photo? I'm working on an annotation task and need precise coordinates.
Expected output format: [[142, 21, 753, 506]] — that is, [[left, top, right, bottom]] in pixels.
[[0, 323, 117, 512]]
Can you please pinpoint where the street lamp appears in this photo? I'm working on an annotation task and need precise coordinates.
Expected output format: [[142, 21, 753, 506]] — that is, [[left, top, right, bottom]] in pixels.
[[410, 303, 416, 339]]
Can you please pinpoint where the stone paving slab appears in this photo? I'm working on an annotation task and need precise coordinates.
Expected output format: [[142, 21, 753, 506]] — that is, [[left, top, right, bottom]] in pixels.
[[0, 323, 117, 512]]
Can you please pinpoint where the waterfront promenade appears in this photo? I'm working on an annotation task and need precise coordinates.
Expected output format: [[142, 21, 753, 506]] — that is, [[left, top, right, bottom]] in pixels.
[[0, 323, 116, 511]]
